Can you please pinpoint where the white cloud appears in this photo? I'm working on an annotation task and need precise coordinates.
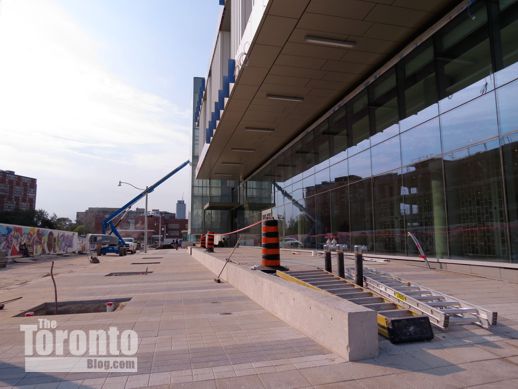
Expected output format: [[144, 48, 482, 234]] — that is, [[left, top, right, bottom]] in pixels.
[[0, 0, 192, 218]]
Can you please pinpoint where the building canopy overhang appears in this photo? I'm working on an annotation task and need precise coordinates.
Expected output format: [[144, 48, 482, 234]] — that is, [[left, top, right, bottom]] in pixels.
[[196, 0, 455, 181]]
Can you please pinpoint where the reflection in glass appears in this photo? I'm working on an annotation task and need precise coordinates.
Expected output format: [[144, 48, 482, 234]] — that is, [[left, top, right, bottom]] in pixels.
[[348, 150, 371, 182], [330, 158, 348, 184], [315, 192, 331, 249], [444, 145, 508, 260], [371, 136, 402, 176], [502, 131, 518, 262], [400, 42, 438, 131], [437, 2, 493, 112], [328, 108, 348, 164], [349, 91, 371, 155], [350, 179, 373, 250], [496, 79, 518, 135], [330, 178, 350, 248], [401, 118, 442, 166], [373, 171, 404, 253], [495, 0, 518, 86], [370, 70, 399, 145], [402, 160, 447, 257], [440, 92, 498, 153]]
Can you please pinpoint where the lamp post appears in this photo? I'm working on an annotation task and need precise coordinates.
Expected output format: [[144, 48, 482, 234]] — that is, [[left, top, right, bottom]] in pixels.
[[118, 181, 149, 253]]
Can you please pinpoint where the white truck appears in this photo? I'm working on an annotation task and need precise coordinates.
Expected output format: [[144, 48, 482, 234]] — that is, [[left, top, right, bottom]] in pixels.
[[122, 237, 137, 254]]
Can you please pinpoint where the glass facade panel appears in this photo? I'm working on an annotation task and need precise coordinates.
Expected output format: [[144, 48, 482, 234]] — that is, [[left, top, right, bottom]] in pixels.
[[403, 160, 447, 258], [349, 179, 373, 250], [330, 179, 350, 249], [440, 92, 499, 153], [400, 118, 442, 166], [444, 141, 508, 260], [438, 2, 494, 112], [370, 70, 400, 145], [373, 171, 404, 253], [349, 91, 371, 155], [315, 192, 331, 248], [496, 79, 518, 135], [502, 131, 518, 261], [371, 136, 402, 175], [348, 150, 371, 181], [495, 0, 518, 85], [241, 0, 518, 262], [328, 108, 348, 164], [400, 42, 439, 131]]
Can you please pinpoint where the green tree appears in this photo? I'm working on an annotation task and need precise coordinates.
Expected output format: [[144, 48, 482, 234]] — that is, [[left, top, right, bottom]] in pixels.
[[73, 224, 90, 235]]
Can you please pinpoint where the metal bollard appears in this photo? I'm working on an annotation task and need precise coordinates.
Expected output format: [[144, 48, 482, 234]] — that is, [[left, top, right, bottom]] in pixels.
[[354, 245, 364, 287], [337, 245, 345, 278], [324, 244, 332, 272]]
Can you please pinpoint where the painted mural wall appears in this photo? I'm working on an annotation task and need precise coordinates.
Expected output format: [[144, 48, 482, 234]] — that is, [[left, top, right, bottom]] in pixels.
[[0, 223, 79, 257]]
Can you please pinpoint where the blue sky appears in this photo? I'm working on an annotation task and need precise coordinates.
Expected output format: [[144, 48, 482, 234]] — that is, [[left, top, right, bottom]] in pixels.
[[57, 0, 220, 106], [0, 0, 221, 219]]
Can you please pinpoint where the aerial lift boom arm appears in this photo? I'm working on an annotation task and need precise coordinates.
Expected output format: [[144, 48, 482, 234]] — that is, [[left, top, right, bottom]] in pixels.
[[102, 160, 191, 244]]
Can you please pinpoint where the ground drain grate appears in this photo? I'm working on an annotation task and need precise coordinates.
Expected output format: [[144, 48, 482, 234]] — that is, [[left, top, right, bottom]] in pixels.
[[16, 297, 132, 317], [131, 262, 160, 265], [219, 312, 232, 315], [106, 271, 153, 276], [142, 256, 162, 259]]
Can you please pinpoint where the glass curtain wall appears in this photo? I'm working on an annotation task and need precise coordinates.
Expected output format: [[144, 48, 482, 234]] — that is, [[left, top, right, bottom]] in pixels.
[[250, 0, 518, 262]]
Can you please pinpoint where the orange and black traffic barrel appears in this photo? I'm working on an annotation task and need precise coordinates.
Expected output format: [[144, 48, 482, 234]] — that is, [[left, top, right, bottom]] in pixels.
[[206, 232, 214, 252], [262, 219, 280, 267], [200, 233, 206, 249]]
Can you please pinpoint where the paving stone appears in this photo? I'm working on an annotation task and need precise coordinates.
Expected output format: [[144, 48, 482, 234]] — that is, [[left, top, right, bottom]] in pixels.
[[258, 370, 311, 388], [2, 249, 518, 389], [215, 374, 264, 389]]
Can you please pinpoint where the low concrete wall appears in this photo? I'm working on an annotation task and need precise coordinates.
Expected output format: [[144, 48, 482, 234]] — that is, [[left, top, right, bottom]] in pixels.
[[191, 248, 378, 361]]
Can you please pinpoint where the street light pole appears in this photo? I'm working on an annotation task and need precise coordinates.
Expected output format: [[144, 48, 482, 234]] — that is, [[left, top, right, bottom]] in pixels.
[[118, 180, 148, 253], [144, 187, 148, 253]]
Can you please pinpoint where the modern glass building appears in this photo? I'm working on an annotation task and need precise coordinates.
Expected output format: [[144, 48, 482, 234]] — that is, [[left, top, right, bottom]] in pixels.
[[192, 0, 518, 264]]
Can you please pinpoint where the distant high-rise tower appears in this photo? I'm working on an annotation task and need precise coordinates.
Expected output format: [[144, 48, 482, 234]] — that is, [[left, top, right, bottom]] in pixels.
[[176, 199, 186, 219]]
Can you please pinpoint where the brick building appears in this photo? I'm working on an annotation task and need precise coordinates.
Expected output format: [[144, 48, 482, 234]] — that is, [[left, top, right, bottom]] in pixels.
[[0, 170, 37, 212], [76, 207, 188, 242]]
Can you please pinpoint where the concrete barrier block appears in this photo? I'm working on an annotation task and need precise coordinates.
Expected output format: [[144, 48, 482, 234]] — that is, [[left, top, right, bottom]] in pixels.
[[191, 249, 378, 361]]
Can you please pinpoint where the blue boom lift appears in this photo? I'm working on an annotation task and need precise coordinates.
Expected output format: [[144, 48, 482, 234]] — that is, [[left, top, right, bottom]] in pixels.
[[100, 160, 191, 255]]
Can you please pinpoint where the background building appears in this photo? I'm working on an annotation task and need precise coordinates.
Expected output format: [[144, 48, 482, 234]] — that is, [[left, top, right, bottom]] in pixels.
[[0, 170, 37, 212], [77, 207, 187, 242], [176, 199, 186, 219], [192, 0, 518, 264], [76, 207, 118, 233]]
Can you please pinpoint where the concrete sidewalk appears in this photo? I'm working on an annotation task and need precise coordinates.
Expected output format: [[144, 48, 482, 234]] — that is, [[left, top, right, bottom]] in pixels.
[[0, 248, 517, 388]]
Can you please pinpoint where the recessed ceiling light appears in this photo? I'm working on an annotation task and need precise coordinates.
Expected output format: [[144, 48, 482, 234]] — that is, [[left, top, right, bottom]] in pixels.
[[231, 148, 255, 153], [304, 35, 356, 49], [266, 94, 304, 102], [244, 127, 275, 133], [214, 172, 233, 177], [221, 161, 242, 166]]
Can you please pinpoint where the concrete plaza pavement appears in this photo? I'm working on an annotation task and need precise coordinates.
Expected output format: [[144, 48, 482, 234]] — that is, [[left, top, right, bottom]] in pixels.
[[0, 247, 517, 388]]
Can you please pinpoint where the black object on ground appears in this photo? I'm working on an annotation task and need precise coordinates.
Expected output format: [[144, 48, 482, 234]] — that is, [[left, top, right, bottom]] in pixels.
[[15, 297, 132, 317], [105, 271, 152, 276]]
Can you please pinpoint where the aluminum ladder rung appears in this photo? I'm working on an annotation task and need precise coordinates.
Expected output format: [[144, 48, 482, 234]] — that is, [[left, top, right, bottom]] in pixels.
[[415, 295, 446, 302], [441, 307, 478, 315], [360, 268, 497, 329], [364, 302, 397, 311], [378, 309, 414, 318], [391, 286, 421, 292], [404, 290, 433, 297], [427, 301, 460, 307], [311, 281, 349, 286], [348, 297, 384, 304], [335, 291, 372, 299]]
